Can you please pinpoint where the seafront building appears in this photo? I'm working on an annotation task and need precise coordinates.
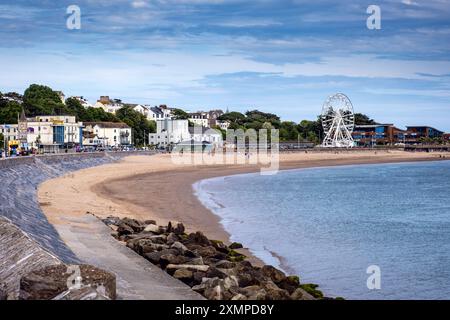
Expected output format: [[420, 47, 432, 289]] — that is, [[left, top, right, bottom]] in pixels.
[[83, 122, 131, 147], [148, 119, 222, 148], [352, 124, 446, 146], [1, 114, 83, 154]]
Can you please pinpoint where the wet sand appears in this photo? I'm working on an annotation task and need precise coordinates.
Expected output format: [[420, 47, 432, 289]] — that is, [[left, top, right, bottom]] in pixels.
[[38, 150, 446, 266]]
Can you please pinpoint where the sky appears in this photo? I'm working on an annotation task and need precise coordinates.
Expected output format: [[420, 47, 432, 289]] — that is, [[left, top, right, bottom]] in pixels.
[[0, 0, 449, 130]]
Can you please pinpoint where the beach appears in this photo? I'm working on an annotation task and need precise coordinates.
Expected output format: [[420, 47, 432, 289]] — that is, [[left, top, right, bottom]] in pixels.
[[38, 150, 446, 267]]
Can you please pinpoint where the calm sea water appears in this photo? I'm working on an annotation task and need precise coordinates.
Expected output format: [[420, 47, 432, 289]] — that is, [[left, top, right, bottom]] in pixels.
[[193, 161, 450, 300]]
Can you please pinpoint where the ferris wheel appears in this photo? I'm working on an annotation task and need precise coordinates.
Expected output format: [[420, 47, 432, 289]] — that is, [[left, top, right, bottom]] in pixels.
[[321, 93, 355, 148]]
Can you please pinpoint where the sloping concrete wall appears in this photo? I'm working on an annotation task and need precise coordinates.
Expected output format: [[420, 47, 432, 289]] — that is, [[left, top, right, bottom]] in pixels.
[[0, 152, 155, 263], [0, 217, 62, 299]]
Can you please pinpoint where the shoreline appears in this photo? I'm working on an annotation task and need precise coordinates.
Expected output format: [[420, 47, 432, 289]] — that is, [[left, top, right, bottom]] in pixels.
[[39, 151, 448, 272]]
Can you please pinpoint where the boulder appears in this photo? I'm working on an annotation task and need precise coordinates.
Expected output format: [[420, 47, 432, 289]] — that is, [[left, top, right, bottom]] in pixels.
[[193, 277, 235, 300], [166, 233, 179, 245], [160, 254, 190, 269], [171, 241, 197, 258], [231, 293, 247, 300], [206, 267, 228, 280], [239, 285, 267, 300], [19, 264, 116, 300], [143, 224, 161, 233], [211, 240, 229, 253], [102, 216, 122, 226], [173, 269, 194, 284], [192, 271, 207, 285], [144, 249, 178, 265], [53, 286, 110, 300], [215, 260, 236, 269], [168, 221, 185, 235], [291, 287, 315, 300], [277, 275, 300, 294], [229, 242, 243, 249], [261, 265, 286, 284], [261, 281, 291, 300], [166, 264, 209, 273], [121, 217, 145, 233], [188, 257, 204, 265], [187, 232, 212, 246], [117, 223, 134, 236], [144, 219, 157, 225]]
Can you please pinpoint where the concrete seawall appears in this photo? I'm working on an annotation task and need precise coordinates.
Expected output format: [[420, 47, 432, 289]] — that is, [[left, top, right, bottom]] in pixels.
[[0, 152, 155, 263]]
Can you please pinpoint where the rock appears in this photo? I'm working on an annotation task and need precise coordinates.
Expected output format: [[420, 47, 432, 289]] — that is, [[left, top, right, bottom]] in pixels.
[[166, 264, 209, 273], [192, 271, 207, 285], [191, 245, 221, 259], [229, 242, 243, 249], [171, 241, 196, 258], [261, 281, 291, 300], [168, 221, 185, 235], [215, 260, 236, 269], [188, 232, 212, 246], [53, 286, 110, 300], [19, 264, 116, 300], [291, 287, 315, 300], [173, 222, 185, 235], [143, 224, 161, 234], [278, 276, 300, 294], [166, 233, 179, 245], [261, 265, 286, 284], [102, 216, 122, 226], [197, 277, 235, 300], [160, 254, 190, 269], [231, 293, 247, 300], [143, 249, 178, 265], [188, 257, 204, 265], [135, 239, 169, 255], [117, 223, 134, 236], [144, 219, 157, 225], [173, 269, 194, 284], [239, 285, 266, 300], [211, 240, 229, 253], [121, 217, 145, 233], [206, 267, 228, 280]]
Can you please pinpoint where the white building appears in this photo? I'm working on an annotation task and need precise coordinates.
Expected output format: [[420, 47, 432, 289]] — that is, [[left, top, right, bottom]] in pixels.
[[94, 96, 124, 114], [83, 122, 131, 147], [188, 112, 209, 127], [189, 126, 223, 146], [71, 96, 92, 108], [148, 119, 190, 147], [148, 119, 222, 148]]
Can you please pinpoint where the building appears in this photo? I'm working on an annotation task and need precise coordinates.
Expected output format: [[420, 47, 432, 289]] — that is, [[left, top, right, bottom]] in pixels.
[[148, 119, 190, 147], [83, 122, 131, 147], [188, 112, 209, 127], [71, 96, 92, 108], [94, 96, 124, 114], [405, 126, 444, 144], [188, 126, 223, 146], [352, 124, 406, 146], [1, 114, 83, 154], [444, 133, 450, 142]]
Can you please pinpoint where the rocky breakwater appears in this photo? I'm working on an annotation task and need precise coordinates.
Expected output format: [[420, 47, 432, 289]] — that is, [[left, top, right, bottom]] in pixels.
[[103, 216, 329, 300]]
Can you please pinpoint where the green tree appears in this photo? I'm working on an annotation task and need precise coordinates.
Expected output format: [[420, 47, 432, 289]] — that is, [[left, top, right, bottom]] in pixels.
[[0, 133, 4, 149], [171, 108, 189, 120], [23, 84, 67, 116], [354, 113, 377, 125], [0, 100, 23, 124]]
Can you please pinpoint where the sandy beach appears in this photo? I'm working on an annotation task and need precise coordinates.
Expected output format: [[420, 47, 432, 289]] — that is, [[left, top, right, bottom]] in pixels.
[[38, 150, 447, 266]]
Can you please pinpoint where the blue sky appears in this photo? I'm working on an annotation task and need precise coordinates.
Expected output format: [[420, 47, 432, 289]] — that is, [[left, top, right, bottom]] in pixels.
[[0, 0, 449, 130]]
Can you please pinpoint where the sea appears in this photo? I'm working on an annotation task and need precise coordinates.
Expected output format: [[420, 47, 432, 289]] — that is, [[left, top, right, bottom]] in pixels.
[[193, 160, 450, 300]]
